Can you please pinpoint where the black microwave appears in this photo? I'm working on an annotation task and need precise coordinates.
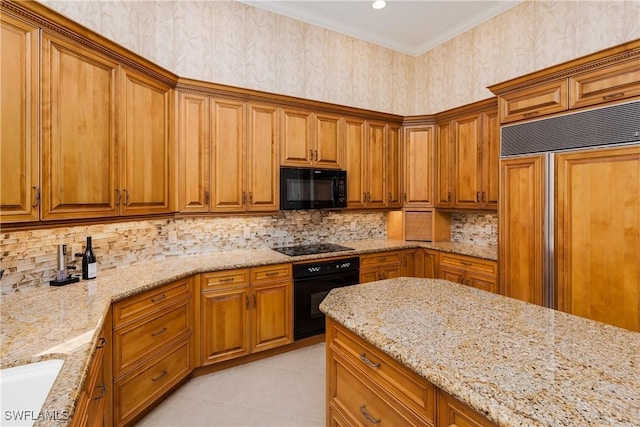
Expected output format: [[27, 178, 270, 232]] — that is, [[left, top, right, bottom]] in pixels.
[[280, 167, 347, 210]]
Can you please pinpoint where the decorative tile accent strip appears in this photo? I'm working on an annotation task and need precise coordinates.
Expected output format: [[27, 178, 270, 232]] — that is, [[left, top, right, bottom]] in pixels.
[[0, 211, 386, 293], [450, 213, 497, 246]]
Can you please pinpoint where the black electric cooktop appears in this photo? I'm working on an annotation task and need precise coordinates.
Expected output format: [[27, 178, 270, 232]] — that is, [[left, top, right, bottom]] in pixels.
[[271, 243, 355, 257]]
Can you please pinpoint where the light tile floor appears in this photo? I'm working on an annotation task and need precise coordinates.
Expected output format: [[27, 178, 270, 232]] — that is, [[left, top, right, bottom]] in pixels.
[[135, 343, 326, 427]]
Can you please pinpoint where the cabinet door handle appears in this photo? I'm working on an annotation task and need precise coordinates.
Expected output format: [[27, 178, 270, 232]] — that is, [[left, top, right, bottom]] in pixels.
[[460, 261, 472, 266], [447, 191, 451, 202], [482, 191, 486, 202], [32, 186, 40, 207], [310, 149, 314, 161], [96, 337, 107, 349], [242, 191, 246, 204], [403, 192, 407, 202], [151, 293, 167, 303], [204, 191, 210, 205], [151, 327, 167, 337], [151, 370, 168, 382], [266, 271, 279, 277], [476, 191, 481, 202], [359, 353, 381, 368], [359, 405, 381, 424], [248, 192, 253, 204], [603, 92, 624, 100], [124, 189, 130, 205], [523, 111, 539, 118], [253, 294, 257, 308], [246, 295, 249, 309], [315, 150, 318, 161], [220, 277, 235, 283], [115, 189, 121, 207], [92, 384, 106, 401]]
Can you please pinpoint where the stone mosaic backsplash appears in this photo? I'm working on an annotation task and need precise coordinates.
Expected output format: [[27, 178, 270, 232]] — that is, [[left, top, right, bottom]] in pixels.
[[0, 211, 386, 293], [450, 213, 498, 246]]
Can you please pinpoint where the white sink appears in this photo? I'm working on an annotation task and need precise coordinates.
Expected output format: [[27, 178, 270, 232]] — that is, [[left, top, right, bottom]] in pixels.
[[0, 359, 64, 426]]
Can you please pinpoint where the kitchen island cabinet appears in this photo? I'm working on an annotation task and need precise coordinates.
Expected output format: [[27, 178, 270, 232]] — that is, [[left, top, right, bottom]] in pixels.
[[321, 277, 640, 427]]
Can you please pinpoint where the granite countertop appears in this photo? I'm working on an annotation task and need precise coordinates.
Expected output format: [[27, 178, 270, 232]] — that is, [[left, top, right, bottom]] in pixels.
[[320, 278, 640, 427], [0, 239, 495, 425]]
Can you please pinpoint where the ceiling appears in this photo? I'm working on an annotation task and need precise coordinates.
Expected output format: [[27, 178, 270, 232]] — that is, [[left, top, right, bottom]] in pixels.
[[238, 0, 522, 56]]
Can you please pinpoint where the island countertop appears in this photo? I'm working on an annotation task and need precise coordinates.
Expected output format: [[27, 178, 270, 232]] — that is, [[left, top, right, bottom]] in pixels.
[[320, 277, 640, 427]]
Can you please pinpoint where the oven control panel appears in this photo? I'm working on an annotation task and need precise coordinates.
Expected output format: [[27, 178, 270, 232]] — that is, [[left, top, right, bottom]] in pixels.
[[293, 257, 360, 279]]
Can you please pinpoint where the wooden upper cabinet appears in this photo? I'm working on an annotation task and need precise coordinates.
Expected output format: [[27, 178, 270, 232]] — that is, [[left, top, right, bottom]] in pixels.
[[555, 146, 640, 332], [177, 92, 210, 213], [452, 114, 481, 209], [41, 31, 120, 220], [499, 79, 568, 123], [403, 126, 435, 207], [344, 117, 366, 208], [120, 67, 173, 215], [499, 155, 545, 306], [246, 103, 279, 211], [365, 122, 386, 208], [386, 124, 402, 208], [280, 107, 313, 167], [0, 14, 39, 223], [435, 122, 454, 208], [280, 108, 342, 169], [569, 58, 640, 109], [314, 112, 343, 169], [480, 108, 500, 209], [211, 99, 246, 212]]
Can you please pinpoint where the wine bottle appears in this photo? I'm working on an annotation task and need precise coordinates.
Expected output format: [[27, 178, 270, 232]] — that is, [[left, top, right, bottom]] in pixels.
[[82, 236, 97, 280]]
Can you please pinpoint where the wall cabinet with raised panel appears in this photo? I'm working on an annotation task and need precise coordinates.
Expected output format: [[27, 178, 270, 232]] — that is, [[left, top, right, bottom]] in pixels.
[[403, 125, 435, 208]]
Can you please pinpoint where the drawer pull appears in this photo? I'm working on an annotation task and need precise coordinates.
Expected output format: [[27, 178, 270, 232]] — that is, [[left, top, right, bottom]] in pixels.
[[151, 294, 167, 303], [377, 257, 386, 262], [220, 277, 235, 283], [359, 353, 381, 368], [96, 337, 107, 349], [359, 405, 381, 424], [603, 92, 624, 100], [523, 111, 539, 117], [266, 271, 279, 277], [151, 327, 167, 337], [460, 261, 472, 266], [92, 384, 106, 401], [151, 370, 168, 382]]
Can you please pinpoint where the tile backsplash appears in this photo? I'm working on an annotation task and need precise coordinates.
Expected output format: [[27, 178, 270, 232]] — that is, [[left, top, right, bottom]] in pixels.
[[0, 211, 386, 293], [450, 213, 498, 246]]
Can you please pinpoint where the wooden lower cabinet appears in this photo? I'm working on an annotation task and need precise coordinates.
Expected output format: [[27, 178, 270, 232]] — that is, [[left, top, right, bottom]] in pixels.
[[200, 264, 293, 366], [438, 253, 498, 294], [327, 319, 495, 427], [360, 251, 403, 283], [421, 249, 440, 278], [112, 278, 194, 426]]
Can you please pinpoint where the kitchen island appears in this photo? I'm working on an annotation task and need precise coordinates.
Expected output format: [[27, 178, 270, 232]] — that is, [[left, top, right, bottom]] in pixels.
[[320, 278, 640, 426]]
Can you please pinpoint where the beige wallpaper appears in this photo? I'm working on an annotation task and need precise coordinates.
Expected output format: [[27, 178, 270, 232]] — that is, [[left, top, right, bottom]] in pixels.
[[416, 0, 640, 113], [40, 0, 639, 116]]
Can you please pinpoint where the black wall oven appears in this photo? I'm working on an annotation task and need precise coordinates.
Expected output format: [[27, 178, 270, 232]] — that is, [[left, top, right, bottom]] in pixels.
[[280, 167, 347, 210], [293, 257, 359, 340]]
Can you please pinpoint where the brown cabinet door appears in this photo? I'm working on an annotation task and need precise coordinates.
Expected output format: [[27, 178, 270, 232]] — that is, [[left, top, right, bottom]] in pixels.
[[366, 122, 387, 208], [421, 250, 439, 279], [41, 31, 119, 220], [435, 121, 454, 208], [359, 269, 380, 284], [480, 108, 500, 209], [177, 91, 210, 213], [499, 80, 568, 124], [499, 155, 545, 306], [315, 112, 343, 169], [437, 390, 497, 427], [344, 117, 366, 208], [1, 14, 39, 223], [120, 67, 173, 215], [555, 146, 640, 332], [453, 113, 481, 209], [439, 265, 465, 285], [386, 124, 402, 208], [466, 272, 498, 294], [251, 279, 292, 353], [280, 107, 313, 167], [211, 98, 246, 212], [569, 58, 640, 109], [401, 250, 418, 277], [201, 286, 251, 365], [403, 126, 435, 207], [247, 103, 279, 211]]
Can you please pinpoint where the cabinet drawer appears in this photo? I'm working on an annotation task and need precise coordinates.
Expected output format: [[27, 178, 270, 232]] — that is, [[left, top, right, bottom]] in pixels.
[[113, 278, 192, 327], [569, 58, 640, 109], [360, 251, 402, 267], [439, 253, 497, 276], [114, 339, 191, 426], [250, 263, 292, 285], [437, 389, 497, 427], [330, 323, 435, 422], [113, 300, 191, 377], [331, 350, 430, 427], [499, 80, 568, 123], [202, 269, 250, 290]]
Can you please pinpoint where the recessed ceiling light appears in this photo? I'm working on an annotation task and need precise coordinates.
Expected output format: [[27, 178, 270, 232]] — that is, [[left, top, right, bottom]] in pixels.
[[372, 0, 387, 10]]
